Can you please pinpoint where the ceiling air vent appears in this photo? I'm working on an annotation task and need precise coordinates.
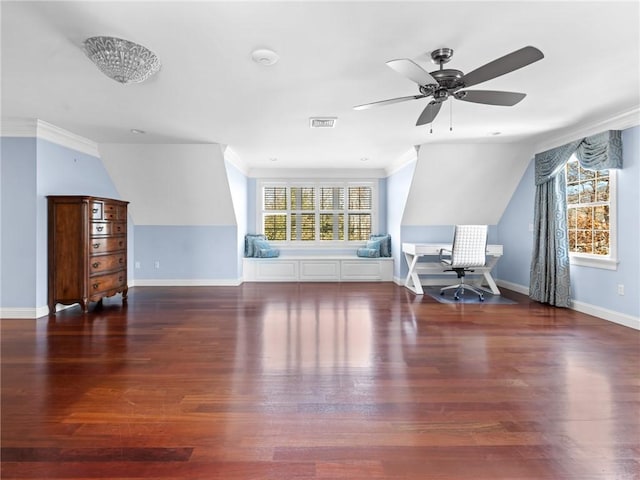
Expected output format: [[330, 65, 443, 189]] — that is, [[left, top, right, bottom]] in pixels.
[[309, 117, 337, 128]]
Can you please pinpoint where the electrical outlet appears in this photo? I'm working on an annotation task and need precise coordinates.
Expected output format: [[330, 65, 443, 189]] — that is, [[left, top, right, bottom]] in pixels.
[[617, 284, 624, 296], [135, 261, 141, 269], [154, 261, 160, 269]]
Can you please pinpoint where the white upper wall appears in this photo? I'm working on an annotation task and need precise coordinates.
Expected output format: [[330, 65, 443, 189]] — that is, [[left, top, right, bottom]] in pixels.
[[402, 142, 535, 226], [99, 143, 236, 226]]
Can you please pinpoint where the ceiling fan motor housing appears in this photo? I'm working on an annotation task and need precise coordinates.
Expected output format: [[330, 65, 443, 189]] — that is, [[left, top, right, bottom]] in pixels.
[[430, 69, 465, 90]]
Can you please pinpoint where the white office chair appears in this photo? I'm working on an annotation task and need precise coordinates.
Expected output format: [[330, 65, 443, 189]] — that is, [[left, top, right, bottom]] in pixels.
[[439, 225, 488, 301]]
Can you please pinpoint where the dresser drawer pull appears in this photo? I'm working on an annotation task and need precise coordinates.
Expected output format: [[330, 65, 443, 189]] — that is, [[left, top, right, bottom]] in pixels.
[[119, 241, 123, 247], [119, 258, 124, 264], [93, 283, 99, 290], [119, 276, 123, 282], [92, 262, 100, 268], [93, 243, 100, 249], [116, 226, 122, 232], [96, 226, 104, 232]]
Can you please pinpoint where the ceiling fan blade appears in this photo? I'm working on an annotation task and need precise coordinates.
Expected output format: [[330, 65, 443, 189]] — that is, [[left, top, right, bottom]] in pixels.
[[354, 94, 426, 110], [416, 101, 442, 126], [386, 59, 438, 86], [462, 46, 544, 88], [457, 90, 526, 106]]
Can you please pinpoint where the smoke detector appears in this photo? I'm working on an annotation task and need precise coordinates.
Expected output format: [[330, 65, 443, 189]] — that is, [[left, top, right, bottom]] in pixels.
[[251, 48, 279, 66]]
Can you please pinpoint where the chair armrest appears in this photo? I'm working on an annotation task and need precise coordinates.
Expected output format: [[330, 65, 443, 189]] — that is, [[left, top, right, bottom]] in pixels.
[[439, 248, 452, 264]]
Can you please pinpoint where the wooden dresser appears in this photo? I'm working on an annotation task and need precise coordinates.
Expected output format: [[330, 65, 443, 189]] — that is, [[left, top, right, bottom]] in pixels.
[[48, 196, 129, 314]]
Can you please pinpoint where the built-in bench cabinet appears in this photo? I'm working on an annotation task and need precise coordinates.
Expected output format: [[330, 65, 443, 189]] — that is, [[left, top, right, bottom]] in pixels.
[[243, 255, 393, 282]]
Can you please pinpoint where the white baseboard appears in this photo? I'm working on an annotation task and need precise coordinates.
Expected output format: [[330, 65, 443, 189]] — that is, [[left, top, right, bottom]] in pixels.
[[570, 300, 640, 330], [494, 278, 639, 331], [495, 279, 530, 295], [132, 278, 243, 287], [0, 306, 49, 319]]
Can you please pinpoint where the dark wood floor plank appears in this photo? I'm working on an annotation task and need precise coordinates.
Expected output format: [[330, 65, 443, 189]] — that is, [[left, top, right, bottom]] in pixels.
[[2, 283, 639, 479]]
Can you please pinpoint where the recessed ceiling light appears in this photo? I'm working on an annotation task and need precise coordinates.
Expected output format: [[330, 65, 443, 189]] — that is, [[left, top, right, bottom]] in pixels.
[[491, 131, 501, 136], [360, 157, 369, 162], [130, 129, 145, 134], [269, 157, 278, 162], [251, 48, 279, 66]]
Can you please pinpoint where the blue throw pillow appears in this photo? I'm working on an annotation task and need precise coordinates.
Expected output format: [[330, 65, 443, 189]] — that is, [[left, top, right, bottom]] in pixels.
[[245, 234, 267, 257], [366, 239, 382, 255], [256, 248, 280, 258], [253, 239, 279, 258], [357, 247, 380, 258], [370, 234, 391, 257]]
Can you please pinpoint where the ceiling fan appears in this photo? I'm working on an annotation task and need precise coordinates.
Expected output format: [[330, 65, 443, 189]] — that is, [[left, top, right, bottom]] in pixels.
[[354, 46, 544, 126]]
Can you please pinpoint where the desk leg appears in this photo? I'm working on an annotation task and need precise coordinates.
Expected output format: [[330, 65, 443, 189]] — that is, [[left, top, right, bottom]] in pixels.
[[403, 252, 424, 295], [470, 256, 500, 295]]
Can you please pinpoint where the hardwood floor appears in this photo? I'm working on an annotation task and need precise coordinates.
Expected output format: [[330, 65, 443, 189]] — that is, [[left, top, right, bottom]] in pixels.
[[2, 283, 639, 479]]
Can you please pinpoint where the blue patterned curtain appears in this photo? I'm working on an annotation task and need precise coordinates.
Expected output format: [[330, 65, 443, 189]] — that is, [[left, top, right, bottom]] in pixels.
[[529, 131, 622, 307]]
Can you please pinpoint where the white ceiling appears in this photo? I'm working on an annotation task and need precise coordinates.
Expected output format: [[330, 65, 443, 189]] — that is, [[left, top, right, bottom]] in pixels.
[[2, 1, 639, 170]]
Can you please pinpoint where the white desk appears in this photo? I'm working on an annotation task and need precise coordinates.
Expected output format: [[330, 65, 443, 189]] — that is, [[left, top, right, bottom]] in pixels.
[[402, 242, 504, 295]]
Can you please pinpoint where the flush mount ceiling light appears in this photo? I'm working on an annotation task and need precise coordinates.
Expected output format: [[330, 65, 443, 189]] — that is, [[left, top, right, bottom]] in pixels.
[[83, 36, 161, 84], [130, 129, 146, 134], [251, 48, 279, 66]]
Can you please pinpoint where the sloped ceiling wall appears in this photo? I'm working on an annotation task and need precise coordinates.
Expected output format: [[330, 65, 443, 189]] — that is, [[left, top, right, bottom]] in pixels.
[[99, 143, 236, 226], [402, 142, 535, 226]]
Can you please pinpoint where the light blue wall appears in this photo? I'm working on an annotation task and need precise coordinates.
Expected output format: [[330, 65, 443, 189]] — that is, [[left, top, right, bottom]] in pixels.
[[1, 136, 126, 310], [571, 127, 639, 317], [497, 125, 640, 319], [496, 159, 535, 286], [225, 159, 248, 276], [133, 226, 238, 280], [1, 138, 38, 308], [36, 139, 122, 307], [386, 160, 416, 279]]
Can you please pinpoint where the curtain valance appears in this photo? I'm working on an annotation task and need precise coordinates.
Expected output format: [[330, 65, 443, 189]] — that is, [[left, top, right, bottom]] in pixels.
[[534, 130, 622, 185]]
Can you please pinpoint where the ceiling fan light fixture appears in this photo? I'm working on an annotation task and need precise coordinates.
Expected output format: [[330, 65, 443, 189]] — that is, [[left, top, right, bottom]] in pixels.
[[83, 36, 161, 84]]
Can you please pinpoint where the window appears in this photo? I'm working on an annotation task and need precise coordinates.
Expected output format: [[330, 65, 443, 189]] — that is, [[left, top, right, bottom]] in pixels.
[[259, 181, 376, 244], [565, 154, 617, 269]]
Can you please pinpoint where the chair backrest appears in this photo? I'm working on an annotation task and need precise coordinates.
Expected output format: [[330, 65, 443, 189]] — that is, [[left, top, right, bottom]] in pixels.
[[450, 225, 488, 268]]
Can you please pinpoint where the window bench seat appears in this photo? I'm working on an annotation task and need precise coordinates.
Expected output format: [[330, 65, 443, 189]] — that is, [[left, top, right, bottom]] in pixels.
[[243, 255, 393, 282]]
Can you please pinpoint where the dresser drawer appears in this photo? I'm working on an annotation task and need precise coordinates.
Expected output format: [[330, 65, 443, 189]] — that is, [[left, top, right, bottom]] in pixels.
[[89, 271, 126, 295], [90, 253, 126, 275], [90, 236, 126, 254], [103, 203, 127, 221], [91, 222, 126, 236], [90, 202, 103, 220]]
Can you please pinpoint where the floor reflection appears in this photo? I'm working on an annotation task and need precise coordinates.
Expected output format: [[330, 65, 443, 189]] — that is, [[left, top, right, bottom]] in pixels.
[[260, 298, 374, 371]]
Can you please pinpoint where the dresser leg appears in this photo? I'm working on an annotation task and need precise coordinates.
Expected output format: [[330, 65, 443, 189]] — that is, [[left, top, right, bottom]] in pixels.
[[48, 302, 56, 315], [122, 287, 128, 302], [81, 299, 89, 313]]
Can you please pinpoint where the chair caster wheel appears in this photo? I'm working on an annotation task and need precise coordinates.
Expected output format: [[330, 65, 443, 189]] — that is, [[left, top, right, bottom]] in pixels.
[[454, 296, 460, 301], [440, 291, 445, 296], [479, 296, 485, 302]]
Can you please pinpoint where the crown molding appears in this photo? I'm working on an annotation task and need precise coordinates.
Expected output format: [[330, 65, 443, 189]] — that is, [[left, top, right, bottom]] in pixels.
[[533, 106, 640, 153], [1, 118, 100, 157]]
